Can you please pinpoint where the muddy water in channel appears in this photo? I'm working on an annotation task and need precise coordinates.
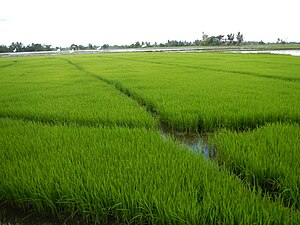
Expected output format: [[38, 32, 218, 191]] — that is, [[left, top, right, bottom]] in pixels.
[[160, 124, 213, 158]]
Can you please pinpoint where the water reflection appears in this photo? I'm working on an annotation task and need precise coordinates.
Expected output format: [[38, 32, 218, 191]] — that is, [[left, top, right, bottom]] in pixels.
[[230, 49, 300, 56], [160, 127, 211, 158], [2, 48, 299, 57]]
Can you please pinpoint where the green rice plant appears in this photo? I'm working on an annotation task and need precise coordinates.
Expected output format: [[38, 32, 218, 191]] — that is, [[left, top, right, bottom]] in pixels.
[[0, 57, 156, 128], [69, 53, 300, 132], [114, 52, 300, 81], [212, 123, 300, 209], [0, 118, 299, 224], [1, 53, 299, 223]]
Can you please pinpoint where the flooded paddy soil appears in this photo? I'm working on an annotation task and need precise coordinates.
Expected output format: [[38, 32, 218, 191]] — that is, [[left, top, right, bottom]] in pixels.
[[159, 123, 212, 158]]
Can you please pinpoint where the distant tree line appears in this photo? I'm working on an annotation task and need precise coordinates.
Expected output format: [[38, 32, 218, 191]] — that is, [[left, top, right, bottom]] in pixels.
[[200, 32, 244, 46], [0, 42, 100, 53], [0, 42, 55, 53], [100, 32, 245, 50], [1, 33, 299, 53], [69, 43, 98, 50]]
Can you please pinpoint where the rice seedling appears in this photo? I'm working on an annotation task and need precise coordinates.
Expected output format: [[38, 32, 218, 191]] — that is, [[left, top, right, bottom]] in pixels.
[[212, 123, 300, 209], [1, 53, 299, 224], [0, 57, 156, 128], [0, 118, 299, 224], [69, 53, 300, 132]]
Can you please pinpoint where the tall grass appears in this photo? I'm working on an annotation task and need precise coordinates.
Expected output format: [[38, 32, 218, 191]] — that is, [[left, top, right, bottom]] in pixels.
[[0, 118, 299, 224], [212, 123, 300, 209]]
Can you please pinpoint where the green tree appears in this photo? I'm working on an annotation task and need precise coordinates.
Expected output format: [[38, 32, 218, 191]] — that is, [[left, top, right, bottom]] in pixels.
[[9, 42, 24, 52], [227, 33, 235, 45], [101, 44, 109, 49], [78, 45, 87, 50], [201, 32, 209, 45], [0, 45, 9, 53], [134, 41, 141, 48], [44, 45, 52, 51], [193, 39, 201, 46], [236, 32, 244, 45], [70, 44, 78, 50], [88, 43, 95, 50]]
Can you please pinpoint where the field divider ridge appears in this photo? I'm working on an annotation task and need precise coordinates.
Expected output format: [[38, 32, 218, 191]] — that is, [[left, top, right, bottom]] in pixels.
[[0, 114, 154, 130], [0, 60, 19, 69]]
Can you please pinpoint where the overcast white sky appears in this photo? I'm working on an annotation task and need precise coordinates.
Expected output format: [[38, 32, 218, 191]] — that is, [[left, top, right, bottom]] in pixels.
[[0, 0, 299, 47]]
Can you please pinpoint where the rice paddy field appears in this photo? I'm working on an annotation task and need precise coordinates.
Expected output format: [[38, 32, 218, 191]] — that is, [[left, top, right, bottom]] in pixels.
[[70, 53, 300, 131], [0, 52, 299, 224]]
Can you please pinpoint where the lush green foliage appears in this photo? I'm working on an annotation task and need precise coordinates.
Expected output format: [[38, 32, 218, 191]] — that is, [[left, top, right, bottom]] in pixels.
[[0, 53, 299, 224], [213, 123, 300, 209], [70, 52, 300, 131], [0, 57, 156, 128], [0, 119, 299, 224]]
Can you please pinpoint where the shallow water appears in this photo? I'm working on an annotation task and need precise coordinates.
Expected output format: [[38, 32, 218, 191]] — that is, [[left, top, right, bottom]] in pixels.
[[230, 49, 300, 56], [2, 48, 300, 57], [159, 123, 212, 158]]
